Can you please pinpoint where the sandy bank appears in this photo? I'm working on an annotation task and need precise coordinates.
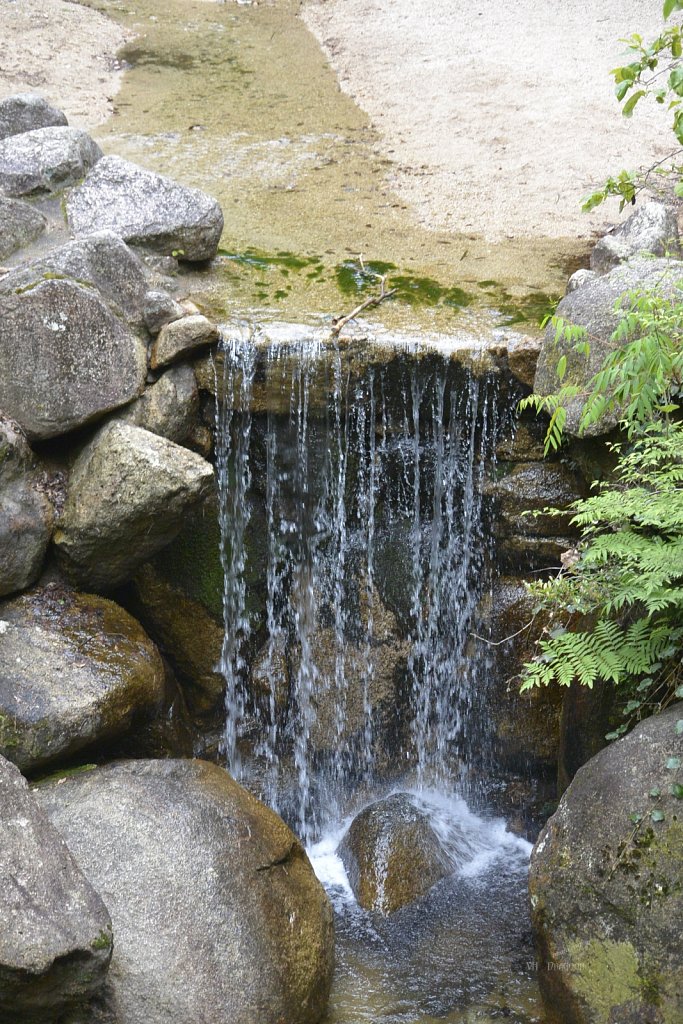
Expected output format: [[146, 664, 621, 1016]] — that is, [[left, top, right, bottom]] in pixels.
[[301, 0, 673, 240], [0, 0, 127, 129]]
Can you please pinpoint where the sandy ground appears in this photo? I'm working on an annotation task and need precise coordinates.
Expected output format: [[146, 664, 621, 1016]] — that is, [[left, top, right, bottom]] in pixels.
[[301, 0, 674, 240], [0, 0, 675, 248], [0, 0, 127, 129]]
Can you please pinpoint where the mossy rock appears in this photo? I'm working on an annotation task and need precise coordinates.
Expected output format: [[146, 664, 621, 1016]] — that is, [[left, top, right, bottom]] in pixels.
[[529, 705, 683, 1024]]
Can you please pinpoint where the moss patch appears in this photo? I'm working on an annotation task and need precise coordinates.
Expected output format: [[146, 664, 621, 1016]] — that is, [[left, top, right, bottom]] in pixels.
[[566, 938, 643, 1023]]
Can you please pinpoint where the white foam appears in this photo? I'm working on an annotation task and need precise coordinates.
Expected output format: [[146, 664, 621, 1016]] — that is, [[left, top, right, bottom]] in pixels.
[[307, 787, 532, 908]]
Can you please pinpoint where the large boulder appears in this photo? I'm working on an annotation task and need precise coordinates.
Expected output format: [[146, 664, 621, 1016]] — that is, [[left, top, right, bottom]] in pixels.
[[0, 94, 67, 140], [534, 257, 683, 436], [0, 582, 165, 774], [0, 126, 101, 197], [0, 755, 112, 1024], [0, 278, 147, 441], [37, 759, 334, 1024], [116, 364, 199, 445], [0, 196, 46, 259], [66, 155, 224, 262], [591, 202, 680, 276], [3, 232, 152, 330], [0, 416, 52, 597], [339, 793, 454, 914], [54, 421, 214, 590], [529, 705, 683, 1024]]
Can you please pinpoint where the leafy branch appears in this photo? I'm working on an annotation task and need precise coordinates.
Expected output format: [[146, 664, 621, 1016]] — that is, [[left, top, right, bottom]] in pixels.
[[582, 0, 683, 210]]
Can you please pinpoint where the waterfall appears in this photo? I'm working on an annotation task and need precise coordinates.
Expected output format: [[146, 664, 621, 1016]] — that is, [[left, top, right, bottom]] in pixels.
[[215, 328, 505, 841]]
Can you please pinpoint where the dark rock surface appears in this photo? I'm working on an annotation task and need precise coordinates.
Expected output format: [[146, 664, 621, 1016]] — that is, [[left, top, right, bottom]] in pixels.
[[0, 126, 101, 197], [54, 421, 214, 590], [0, 582, 165, 774], [339, 793, 454, 914], [529, 705, 683, 1024], [484, 577, 563, 773], [0, 196, 46, 259], [0, 416, 52, 597], [488, 460, 585, 538], [0, 94, 68, 140], [37, 759, 334, 1024], [66, 155, 224, 262], [0, 754, 112, 1024]]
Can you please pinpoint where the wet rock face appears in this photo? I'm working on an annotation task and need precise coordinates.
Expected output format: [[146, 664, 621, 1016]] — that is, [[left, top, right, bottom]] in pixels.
[[488, 458, 585, 573], [339, 794, 453, 914], [484, 577, 563, 773], [0, 126, 102, 197], [0, 755, 112, 1024], [66, 155, 224, 262], [0, 417, 52, 598], [131, 561, 225, 720], [0, 278, 147, 441], [534, 256, 683, 437], [0, 582, 165, 774], [0, 94, 68, 140], [529, 705, 683, 1024], [37, 759, 335, 1024], [591, 201, 680, 276], [0, 196, 46, 259], [54, 421, 214, 591]]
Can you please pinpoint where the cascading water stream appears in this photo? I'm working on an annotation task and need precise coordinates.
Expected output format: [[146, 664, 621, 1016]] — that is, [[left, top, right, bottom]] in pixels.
[[214, 328, 509, 842]]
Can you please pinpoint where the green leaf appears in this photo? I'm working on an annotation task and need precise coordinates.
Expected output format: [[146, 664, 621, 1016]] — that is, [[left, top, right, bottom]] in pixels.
[[651, 808, 666, 822], [674, 684, 683, 698], [674, 110, 683, 145], [664, 0, 683, 19], [669, 68, 683, 97], [676, 719, 683, 736], [629, 812, 643, 824], [623, 89, 646, 116], [557, 355, 567, 381], [666, 756, 681, 769], [616, 80, 632, 102], [650, 786, 662, 797], [671, 782, 683, 798]]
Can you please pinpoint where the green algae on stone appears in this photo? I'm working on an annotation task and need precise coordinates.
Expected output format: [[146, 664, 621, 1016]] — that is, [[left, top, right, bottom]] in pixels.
[[565, 939, 642, 1024]]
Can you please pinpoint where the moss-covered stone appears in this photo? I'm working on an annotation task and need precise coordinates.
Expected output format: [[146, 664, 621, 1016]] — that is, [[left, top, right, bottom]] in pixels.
[[529, 705, 683, 1024]]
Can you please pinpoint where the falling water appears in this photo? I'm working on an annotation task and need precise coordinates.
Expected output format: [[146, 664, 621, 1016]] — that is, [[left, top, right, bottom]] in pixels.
[[215, 328, 507, 842]]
